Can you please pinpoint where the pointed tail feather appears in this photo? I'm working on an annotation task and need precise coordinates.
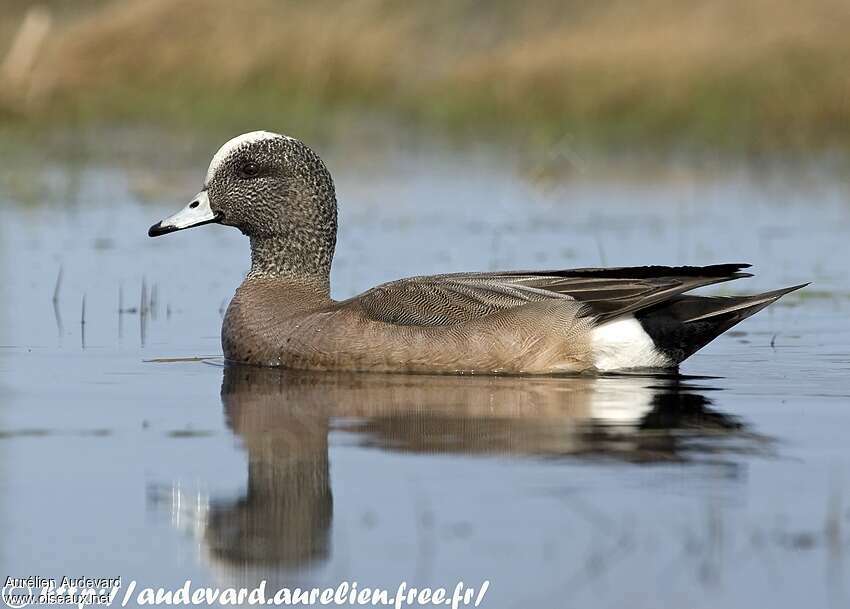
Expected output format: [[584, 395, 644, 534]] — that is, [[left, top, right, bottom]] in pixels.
[[636, 283, 808, 364]]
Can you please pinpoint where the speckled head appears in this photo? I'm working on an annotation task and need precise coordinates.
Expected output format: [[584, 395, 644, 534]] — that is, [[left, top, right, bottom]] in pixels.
[[149, 131, 338, 282]]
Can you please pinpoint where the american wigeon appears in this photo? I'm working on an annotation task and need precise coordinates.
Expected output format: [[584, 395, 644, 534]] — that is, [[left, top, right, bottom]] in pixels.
[[149, 131, 804, 373]]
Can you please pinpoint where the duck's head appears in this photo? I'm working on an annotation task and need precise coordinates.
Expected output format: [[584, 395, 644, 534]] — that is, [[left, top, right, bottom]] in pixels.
[[149, 131, 338, 279]]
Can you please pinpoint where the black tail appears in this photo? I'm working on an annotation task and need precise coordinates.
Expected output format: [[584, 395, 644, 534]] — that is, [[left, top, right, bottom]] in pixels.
[[636, 284, 807, 364]]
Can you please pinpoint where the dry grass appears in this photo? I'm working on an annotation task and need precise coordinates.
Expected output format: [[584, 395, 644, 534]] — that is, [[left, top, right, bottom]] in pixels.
[[2, 0, 850, 150]]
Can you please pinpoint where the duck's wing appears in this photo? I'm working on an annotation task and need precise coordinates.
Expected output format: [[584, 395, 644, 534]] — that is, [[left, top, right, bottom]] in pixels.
[[351, 263, 752, 327]]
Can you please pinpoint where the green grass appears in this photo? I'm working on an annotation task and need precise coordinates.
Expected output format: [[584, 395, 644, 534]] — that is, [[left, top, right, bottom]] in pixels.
[[3, 0, 850, 154]]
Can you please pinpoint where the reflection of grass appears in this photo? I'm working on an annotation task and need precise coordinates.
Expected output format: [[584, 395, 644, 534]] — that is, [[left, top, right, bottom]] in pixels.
[[166, 429, 216, 438], [787, 288, 847, 302], [2, 0, 850, 150]]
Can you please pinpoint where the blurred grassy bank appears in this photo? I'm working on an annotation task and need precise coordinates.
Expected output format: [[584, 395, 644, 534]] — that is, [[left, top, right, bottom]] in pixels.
[[2, 0, 850, 153]]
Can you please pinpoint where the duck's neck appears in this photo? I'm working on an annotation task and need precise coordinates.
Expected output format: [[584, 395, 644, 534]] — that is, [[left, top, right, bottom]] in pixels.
[[247, 229, 335, 296]]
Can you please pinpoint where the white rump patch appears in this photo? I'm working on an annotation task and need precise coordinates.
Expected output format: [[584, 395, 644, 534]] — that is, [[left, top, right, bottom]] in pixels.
[[205, 130, 289, 184], [590, 316, 671, 371]]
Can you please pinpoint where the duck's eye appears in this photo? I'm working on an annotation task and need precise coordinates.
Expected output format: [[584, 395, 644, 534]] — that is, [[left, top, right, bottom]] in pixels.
[[239, 161, 260, 179]]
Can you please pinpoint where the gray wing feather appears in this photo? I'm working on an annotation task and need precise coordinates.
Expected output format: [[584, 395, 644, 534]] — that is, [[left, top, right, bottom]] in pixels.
[[357, 276, 572, 326], [353, 264, 752, 327]]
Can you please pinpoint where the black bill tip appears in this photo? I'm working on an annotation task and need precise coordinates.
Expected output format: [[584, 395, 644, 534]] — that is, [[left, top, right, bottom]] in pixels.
[[148, 221, 178, 237]]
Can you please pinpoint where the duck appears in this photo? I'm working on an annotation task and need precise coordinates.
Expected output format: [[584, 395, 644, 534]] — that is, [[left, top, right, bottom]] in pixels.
[[148, 131, 805, 373]]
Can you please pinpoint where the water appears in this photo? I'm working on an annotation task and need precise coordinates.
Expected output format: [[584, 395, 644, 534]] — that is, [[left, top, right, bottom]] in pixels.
[[1, 142, 849, 609]]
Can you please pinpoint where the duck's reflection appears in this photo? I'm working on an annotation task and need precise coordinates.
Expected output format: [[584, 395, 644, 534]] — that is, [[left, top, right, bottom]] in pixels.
[[200, 366, 767, 578], [206, 373, 332, 568]]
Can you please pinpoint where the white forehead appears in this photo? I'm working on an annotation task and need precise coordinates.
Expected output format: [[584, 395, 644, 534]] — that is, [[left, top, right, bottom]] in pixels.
[[205, 130, 290, 184]]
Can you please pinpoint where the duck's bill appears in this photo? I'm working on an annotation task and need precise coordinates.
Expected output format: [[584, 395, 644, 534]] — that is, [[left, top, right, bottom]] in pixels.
[[148, 191, 222, 237]]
